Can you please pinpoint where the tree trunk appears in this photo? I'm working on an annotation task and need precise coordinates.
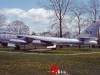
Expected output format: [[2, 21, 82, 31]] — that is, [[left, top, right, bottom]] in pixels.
[[59, 10, 62, 38]]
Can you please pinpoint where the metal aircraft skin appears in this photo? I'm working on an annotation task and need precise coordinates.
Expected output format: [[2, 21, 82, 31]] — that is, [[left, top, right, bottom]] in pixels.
[[0, 21, 100, 49]]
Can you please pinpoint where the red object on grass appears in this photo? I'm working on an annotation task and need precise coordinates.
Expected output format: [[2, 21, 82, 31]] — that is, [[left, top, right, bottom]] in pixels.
[[50, 65, 58, 74]]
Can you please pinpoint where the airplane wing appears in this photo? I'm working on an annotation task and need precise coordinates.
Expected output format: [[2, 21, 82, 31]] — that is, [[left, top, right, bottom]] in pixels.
[[17, 34, 97, 47], [17, 35, 57, 43], [17, 35, 59, 48]]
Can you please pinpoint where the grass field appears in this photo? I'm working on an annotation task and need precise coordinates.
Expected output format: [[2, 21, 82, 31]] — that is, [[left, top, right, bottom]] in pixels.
[[0, 47, 100, 75]]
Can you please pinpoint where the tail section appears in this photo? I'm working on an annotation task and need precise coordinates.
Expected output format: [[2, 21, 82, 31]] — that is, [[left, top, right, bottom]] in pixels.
[[78, 21, 100, 39]]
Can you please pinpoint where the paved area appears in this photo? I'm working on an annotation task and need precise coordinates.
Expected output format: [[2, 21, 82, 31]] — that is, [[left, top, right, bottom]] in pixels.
[[29, 49, 51, 51], [0, 50, 100, 56]]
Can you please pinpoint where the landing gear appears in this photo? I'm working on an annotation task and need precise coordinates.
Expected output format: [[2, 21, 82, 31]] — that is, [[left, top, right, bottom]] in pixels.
[[15, 45, 20, 50], [51, 48, 56, 50], [34, 46, 37, 49], [1, 43, 7, 47], [92, 45, 95, 48]]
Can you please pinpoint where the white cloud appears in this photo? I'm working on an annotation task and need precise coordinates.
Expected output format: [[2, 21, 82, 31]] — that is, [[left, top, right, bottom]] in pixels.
[[1, 8, 25, 17], [0, 8, 54, 33], [1, 8, 54, 24], [0, 8, 88, 34], [27, 8, 54, 24]]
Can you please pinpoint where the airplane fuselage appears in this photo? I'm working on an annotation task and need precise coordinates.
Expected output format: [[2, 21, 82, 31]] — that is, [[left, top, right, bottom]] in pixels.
[[0, 33, 97, 49], [32, 36, 82, 45]]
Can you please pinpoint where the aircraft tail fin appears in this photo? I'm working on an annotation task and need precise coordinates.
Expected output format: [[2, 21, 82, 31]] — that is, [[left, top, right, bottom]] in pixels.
[[78, 21, 100, 39]]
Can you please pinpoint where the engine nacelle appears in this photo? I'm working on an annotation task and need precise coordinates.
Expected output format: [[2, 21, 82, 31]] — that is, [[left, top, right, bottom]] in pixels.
[[7, 43, 16, 47], [32, 40, 47, 45], [84, 40, 97, 45], [10, 39, 27, 44]]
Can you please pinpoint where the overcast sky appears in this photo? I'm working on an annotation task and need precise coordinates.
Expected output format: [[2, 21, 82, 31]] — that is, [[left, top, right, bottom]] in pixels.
[[0, 0, 87, 33]]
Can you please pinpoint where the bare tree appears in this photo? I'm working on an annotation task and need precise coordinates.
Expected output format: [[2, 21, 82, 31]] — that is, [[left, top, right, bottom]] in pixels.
[[87, 0, 100, 21], [71, 4, 86, 35], [0, 14, 7, 28], [7, 20, 29, 34], [39, 30, 53, 36], [47, 0, 73, 37], [63, 31, 71, 38], [32, 31, 37, 35]]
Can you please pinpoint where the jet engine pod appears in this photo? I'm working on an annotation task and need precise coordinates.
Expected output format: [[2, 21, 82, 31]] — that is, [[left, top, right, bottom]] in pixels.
[[10, 39, 27, 44], [32, 40, 47, 45], [84, 40, 97, 45], [7, 43, 16, 47]]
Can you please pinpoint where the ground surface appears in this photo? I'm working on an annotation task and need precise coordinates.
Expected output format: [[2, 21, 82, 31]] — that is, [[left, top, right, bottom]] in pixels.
[[0, 47, 100, 75]]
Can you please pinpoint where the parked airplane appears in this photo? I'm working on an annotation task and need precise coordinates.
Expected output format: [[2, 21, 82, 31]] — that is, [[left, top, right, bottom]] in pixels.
[[0, 21, 100, 50]]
